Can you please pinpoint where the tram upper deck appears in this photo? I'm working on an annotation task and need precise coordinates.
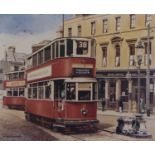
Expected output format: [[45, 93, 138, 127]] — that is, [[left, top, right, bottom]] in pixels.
[[26, 37, 96, 82]]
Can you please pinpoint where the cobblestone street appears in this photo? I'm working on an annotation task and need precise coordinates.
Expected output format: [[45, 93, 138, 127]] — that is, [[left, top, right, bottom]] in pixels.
[[0, 104, 57, 141], [0, 101, 154, 141]]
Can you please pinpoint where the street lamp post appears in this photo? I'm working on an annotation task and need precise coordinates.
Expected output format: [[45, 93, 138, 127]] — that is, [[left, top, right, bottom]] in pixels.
[[146, 23, 151, 116], [136, 40, 144, 113]]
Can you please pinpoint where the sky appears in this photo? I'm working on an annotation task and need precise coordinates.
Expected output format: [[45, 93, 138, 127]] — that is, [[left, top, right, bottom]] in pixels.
[[0, 14, 72, 60]]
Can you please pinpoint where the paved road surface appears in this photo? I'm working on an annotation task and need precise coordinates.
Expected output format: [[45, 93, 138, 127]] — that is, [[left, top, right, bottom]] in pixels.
[[0, 106, 57, 141]]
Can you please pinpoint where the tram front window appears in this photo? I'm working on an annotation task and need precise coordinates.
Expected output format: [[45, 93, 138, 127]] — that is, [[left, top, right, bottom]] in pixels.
[[78, 91, 90, 100], [66, 83, 76, 100], [78, 83, 91, 101]]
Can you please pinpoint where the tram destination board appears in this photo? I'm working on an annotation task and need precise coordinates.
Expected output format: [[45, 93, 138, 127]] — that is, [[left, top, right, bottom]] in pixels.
[[72, 68, 93, 77]]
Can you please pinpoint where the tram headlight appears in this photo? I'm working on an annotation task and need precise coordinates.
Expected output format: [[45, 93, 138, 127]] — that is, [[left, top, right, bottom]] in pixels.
[[80, 108, 88, 116]]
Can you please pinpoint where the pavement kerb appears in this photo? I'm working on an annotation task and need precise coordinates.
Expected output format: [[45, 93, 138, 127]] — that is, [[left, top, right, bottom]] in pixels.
[[97, 110, 155, 121]]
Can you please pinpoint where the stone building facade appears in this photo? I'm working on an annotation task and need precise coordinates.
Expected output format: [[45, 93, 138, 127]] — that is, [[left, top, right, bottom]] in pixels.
[[63, 14, 155, 113]]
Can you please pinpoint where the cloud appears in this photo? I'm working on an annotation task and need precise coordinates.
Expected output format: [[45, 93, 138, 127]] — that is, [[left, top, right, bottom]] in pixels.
[[0, 14, 67, 60], [0, 30, 57, 60]]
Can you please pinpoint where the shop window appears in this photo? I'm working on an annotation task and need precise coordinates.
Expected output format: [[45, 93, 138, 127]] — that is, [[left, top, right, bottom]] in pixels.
[[45, 46, 51, 62], [66, 83, 76, 100], [109, 82, 116, 102]]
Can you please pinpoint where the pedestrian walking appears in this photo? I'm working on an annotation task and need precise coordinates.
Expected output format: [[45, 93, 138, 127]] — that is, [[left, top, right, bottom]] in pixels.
[[119, 96, 123, 112]]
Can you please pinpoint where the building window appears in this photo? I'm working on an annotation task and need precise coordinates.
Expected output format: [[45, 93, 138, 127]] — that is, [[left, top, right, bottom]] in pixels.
[[115, 17, 121, 32], [115, 44, 120, 67], [129, 44, 135, 66], [77, 25, 82, 37], [145, 14, 152, 26], [91, 21, 96, 35], [101, 46, 107, 67], [0, 69, 3, 73], [130, 14, 136, 28], [68, 27, 72, 37], [103, 19, 108, 33], [144, 42, 152, 65]]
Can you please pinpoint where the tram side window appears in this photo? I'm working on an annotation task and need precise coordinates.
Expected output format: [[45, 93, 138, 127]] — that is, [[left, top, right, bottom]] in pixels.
[[38, 87, 44, 99], [33, 87, 37, 98], [19, 88, 24, 96], [7, 89, 12, 96], [28, 88, 32, 98], [13, 88, 18, 96], [45, 85, 51, 99], [54, 80, 64, 99], [66, 83, 76, 100], [52, 43, 55, 59], [60, 44, 65, 57], [56, 41, 59, 58], [19, 72, 24, 79], [76, 40, 88, 55], [92, 83, 97, 100], [67, 39, 73, 56], [38, 50, 44, 65], [32, 54, 38, 67], [45, 46, 51, 62], [13, 73, 18, 79], [27, 57, 32, 68]]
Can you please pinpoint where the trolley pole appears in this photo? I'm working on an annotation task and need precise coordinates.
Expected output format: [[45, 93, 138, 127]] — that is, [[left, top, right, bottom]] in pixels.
[[62, 14, 64, 37], [146, 23, 151, 116]]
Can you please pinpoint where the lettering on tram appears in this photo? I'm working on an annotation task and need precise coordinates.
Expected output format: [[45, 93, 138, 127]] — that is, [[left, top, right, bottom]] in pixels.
[[3, 70, 26, 110], [72, 68, 92, 77], [76, 40, 88, 55]]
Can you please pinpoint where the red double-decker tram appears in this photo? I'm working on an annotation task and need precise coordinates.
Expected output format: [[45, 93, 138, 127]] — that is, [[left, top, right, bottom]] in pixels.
[[25, 37, 98, 132], [3, 70, 26, 110]]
